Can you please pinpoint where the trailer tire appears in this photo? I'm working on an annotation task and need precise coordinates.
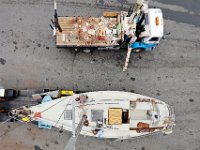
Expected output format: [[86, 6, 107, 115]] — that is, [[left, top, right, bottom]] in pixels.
[[83, 48, 91, 53]]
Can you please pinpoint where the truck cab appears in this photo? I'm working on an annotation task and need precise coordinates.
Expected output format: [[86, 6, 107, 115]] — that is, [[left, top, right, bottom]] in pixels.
[[131, 8, 164, 52]]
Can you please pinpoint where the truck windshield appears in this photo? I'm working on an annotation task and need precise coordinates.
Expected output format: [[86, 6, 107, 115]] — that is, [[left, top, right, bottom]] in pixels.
[[145, 13, 149, 25], [149, 37, 159, 41]]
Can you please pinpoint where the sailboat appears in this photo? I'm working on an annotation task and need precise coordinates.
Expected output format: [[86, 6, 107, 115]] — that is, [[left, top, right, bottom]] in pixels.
[[10, 91, 175, 149]]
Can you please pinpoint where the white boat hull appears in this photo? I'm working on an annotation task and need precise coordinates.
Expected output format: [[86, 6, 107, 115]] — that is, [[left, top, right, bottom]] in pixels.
[[12, 91, 175, 139]]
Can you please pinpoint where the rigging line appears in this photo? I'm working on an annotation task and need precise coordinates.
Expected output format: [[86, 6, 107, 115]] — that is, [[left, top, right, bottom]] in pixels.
[[0, 99, 64, 129], [0, 115, 36, 139], [24, 98, 68, 122], [55, 96, 74, 126], [0, 117, 24, 138], [40, 98, 64, 114], [68, 0, 77, 92], [48, 96, 75, 139], [71, 49, 77, 91], [0, 116, 17, 127], [12, 97, 73, 123], [0, 102, 32, 127], [72, 0, 77, 92], [75, 0, 77, 16], [0, 123, 24, 138], [44, 96, 74, 143], [0, 105, 33, 127], [14, 98, 66, 131]]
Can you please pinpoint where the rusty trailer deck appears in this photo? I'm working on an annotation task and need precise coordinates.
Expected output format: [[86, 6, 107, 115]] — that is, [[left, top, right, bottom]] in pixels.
[[56, 15, 121, 47]]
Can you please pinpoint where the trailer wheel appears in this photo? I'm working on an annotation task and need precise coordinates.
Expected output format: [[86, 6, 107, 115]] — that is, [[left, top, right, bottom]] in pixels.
[[83, 48, 91, 53]]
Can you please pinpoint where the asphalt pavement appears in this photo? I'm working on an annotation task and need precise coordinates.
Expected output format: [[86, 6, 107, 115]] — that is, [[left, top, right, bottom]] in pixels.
[[0, 0, 200, 150]]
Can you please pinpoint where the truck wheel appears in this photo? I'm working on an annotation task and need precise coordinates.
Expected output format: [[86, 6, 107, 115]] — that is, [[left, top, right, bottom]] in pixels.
[[134, 48, 144, 53]]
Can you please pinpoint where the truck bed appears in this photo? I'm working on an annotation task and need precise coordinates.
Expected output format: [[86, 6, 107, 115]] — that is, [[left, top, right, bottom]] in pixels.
[[56, 16, 121, 47]]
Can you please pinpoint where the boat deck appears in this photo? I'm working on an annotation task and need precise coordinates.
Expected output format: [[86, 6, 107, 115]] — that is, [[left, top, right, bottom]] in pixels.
[[56, 16, 121, 47], [11, 91, 174, 139]]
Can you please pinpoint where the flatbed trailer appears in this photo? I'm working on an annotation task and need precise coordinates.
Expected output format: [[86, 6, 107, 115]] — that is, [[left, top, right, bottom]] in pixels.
[[56, 13, 121, 49]]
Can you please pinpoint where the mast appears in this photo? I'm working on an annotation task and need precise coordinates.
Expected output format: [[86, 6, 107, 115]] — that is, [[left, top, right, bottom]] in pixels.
[[72, 97, 76, 137], [64, 96, 87, 150], [64, 115, 87, 150]]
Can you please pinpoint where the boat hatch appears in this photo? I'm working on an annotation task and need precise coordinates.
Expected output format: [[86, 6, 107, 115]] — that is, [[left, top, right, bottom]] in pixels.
[[122, 109, 129, 123], [91, 110, 104, 122], [108, 108, 122, 125]]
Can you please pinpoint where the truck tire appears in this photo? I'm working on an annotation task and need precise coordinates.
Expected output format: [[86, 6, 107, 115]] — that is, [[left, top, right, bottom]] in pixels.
[[134, 48, 144, 53]]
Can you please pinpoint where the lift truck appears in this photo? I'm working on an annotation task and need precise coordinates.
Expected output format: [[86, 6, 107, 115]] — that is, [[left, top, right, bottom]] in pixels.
[[51, 0, 164, 71]]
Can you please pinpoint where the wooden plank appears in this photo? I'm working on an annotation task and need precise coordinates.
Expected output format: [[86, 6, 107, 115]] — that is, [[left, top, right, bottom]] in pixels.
[[103, 12, 119, 17]]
